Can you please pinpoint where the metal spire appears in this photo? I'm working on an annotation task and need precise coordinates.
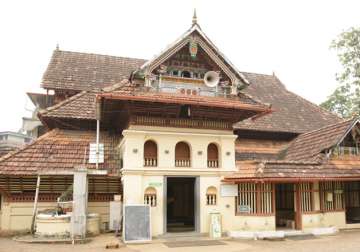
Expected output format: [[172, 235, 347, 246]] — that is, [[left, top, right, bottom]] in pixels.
[[192, 8, 197, 26], [56, 43, 59, 50]]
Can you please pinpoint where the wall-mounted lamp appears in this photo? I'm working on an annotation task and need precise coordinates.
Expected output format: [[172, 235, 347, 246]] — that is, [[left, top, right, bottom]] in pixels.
[[133, 149, 138, 154], [197, 151, 203, 155], [164, 150, 169, 154], [226, 151, 231, 156]]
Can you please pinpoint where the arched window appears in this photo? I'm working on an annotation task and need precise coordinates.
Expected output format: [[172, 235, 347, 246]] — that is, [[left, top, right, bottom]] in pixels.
[[207, 143, 219, 168], [144, 187, 157, 207], [206, 186, 217, 205], [144, 140, 157, 167], [175, 141, 191, 167], [181, 71, 191, 78]]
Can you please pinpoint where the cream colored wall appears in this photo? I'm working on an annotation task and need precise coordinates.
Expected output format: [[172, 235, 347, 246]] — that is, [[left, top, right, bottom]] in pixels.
[[199, 176, 275, 233], [120, 126, 278, 236], [122, 126, 237, 171], [302, 212, 346, 229], [302, 182, 346, 230], [0, 200, 110, 231]]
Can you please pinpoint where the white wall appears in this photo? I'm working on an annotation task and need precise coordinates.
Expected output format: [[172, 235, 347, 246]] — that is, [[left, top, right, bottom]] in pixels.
[[122, 126, 237, 171]]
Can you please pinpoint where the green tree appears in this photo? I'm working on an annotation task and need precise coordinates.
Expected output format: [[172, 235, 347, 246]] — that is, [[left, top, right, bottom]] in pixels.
[[320, 27, 360, 118]]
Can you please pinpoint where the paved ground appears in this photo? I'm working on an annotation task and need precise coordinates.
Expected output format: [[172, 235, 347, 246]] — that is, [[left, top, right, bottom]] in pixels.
[[0, 230, 359, 252]]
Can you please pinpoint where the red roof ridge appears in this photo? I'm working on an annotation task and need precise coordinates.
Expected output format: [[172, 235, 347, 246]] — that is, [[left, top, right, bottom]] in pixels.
[[0, 129, 59, 164]]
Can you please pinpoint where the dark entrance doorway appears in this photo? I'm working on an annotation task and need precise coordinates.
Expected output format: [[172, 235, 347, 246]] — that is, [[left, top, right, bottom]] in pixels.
[[345, 181, 360, 224], [166, 177, 195, 232], [275, 183, 296, 229]]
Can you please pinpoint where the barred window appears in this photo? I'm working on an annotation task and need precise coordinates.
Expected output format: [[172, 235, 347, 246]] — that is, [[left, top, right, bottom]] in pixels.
[[144, 187, 157, 207], [320, 181, 344, 211], [299, 183, 315, 212], [206, 186, 217, 205], [236, 183, 274, 215]]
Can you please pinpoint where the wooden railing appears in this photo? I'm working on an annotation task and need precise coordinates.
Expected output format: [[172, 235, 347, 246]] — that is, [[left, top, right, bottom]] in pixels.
[[131, 116, 232, 130], [144, 157, 157, 167], [332, 146, 360, 157], [207, 159, 219, 168], [175, 159, 191, 167]]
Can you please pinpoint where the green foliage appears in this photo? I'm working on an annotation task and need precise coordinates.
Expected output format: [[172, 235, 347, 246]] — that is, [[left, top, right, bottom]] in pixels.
[[320, 27, 360, 118]]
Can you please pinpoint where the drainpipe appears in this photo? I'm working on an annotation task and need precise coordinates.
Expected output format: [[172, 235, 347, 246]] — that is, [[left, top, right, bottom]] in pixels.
[[95, 97, 102, 169]]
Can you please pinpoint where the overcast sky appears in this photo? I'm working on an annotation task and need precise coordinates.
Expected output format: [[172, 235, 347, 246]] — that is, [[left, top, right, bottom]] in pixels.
[[0, 0, 359, 132]]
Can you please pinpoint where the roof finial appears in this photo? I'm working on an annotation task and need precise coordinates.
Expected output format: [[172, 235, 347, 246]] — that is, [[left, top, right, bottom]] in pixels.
[[192, 8, 197, 26], [56, 43, 59, 51]]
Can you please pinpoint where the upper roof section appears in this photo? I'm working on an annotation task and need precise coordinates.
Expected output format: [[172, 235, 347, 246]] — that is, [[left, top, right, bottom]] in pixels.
[[41, 49, 145, 91], [39, 13, 341, 134], [283, 118, 359, 162], [235, 73, 341, 134]]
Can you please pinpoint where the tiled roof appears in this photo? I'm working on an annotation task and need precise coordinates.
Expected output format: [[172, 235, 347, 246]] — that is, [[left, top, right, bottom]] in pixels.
[[39, 91, 97, 120], [40, 50, 341, 133], [42, 50, 146, 91], [224, 160, 360, 182], [283, 118, 358, 162], [0, 146, 19, 158], [0, 129, 120, 175], [235, 73, 342, 133]]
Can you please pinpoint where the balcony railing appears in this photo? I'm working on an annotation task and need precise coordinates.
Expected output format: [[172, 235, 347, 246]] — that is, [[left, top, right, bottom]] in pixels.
[[175, 159, 191, 167], [131, 116, 232, 130], [144, 157, 157, 167], [332, 146, 360, 157], [207, 159, 219, 168]]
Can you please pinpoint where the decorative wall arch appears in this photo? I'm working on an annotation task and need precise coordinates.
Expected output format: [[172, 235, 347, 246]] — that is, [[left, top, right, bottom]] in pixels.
[[175, 141, 191, 167], [144, 140, 158, 167], [206, 186, 217, 205], [207, 143, 219, 168], [144, 186, 157, 207]]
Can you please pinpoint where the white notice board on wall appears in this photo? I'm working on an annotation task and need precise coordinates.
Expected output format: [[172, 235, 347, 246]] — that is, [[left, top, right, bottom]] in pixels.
[[220, 184, 238, 197], [89, 143, 104, 163]]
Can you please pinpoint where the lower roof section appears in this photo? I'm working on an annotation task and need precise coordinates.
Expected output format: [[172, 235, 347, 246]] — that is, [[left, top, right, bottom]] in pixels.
[[224, 160, 360, 182], [0, 129, 121, 176]]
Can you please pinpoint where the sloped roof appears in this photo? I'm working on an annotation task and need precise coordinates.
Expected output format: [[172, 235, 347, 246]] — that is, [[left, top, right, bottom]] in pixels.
[[42, 50, 146, 91], [224, 160, 360, 182], [0, 129, 120, 175], [235, 73, 342, 133], [283, 118, 359, 162], [40, 50, 341, 134], [39, 91, 97, 120]]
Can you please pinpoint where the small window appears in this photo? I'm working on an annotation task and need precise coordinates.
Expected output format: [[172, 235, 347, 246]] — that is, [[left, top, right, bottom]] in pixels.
[[181, 71, 191, 78], [144, 140, 158, 167], [193, 73, 198, 79], [172, 70, 179, 76], [144, 187, 157, 207], [206, 186, 217, 205], [207, 143, 219, 168], [175, 141, 191, 167]]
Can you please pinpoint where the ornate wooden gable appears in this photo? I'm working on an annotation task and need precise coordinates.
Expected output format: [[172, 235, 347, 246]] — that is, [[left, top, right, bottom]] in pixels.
[[135, 17, 249, 96]]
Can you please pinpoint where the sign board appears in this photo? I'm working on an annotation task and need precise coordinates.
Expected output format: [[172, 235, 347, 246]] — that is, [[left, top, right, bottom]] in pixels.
[[89, 143, 104, 164], [123, 205, 151, 243], [238, 205, 251, 213], [148, 182, 162, 187], [220, 184, 238, 197]]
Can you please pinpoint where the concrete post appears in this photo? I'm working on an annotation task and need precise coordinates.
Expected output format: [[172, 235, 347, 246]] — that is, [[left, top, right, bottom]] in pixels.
[[71, 165, 88, 239]]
